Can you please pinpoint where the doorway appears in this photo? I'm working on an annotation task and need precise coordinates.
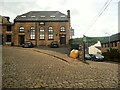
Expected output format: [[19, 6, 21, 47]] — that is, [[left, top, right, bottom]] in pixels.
[[6, 35, 12, 42], [60, 34, 66, 45], [19, 35, 25, 45]]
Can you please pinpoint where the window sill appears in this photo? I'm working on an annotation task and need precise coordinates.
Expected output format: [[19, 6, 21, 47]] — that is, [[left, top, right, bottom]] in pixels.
[[30, 39, 35, 40], [39, 39, 45, 40], [48, 39, 54, 40], [6, 30, 12, 32], [60, 31, 66, 32]]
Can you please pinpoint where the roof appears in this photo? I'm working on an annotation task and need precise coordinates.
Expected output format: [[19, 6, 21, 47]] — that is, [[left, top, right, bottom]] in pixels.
[[14, 11, 69, 22], [101, 33, 120, 44], [110, 32, 120, 42]]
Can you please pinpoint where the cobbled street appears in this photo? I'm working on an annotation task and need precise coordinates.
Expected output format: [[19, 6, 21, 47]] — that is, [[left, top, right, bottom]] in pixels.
[[2, 47, 119, 89]]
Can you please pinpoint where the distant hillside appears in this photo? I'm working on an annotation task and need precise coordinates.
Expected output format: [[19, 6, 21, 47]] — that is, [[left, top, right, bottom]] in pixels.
[[71, 36, 109, 46]]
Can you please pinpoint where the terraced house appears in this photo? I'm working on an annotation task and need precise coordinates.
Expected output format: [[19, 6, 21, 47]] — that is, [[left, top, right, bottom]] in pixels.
[[13, 10, 71, 46], [101, 33, 120, 52]]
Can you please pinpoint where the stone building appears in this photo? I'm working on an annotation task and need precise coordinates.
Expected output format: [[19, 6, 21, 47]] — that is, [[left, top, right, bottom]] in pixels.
[[13, 10, 71, 46], [0, 15, 13, 45]]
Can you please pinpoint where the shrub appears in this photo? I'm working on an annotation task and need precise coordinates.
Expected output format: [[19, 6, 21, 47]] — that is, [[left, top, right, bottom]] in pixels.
[[103, 48, 120, 62]]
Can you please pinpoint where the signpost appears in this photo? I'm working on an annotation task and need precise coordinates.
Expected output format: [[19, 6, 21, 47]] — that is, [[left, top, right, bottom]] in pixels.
[[70, 27, 74, 39]]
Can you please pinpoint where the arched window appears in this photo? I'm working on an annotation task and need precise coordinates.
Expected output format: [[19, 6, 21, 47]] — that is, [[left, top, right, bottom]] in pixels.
[[30, 27, 35, 39], [19, 26, 24, 32], [40, 27, 45, 40], [60, 26, 65, 32], [48, 26, 54, 39]]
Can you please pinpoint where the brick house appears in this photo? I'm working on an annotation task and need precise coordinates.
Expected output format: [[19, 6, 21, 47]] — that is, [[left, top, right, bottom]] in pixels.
[[101, 33, 120, 52], [0, 15, 13, 45], [13, 10, 71, 46]]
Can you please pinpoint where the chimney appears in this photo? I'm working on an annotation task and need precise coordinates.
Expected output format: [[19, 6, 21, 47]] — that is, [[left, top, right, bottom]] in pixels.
[[67, 10, 70, 18], [5, 17, 10, 22]]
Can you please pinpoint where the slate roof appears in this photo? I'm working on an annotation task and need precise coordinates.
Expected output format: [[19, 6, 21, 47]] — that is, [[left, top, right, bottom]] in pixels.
[[14, 11, 69, 22], [101, 33, 120, 44], [110, 32, 120, 42]]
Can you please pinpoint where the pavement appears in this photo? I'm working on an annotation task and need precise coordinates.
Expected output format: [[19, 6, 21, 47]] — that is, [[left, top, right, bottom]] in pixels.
[[2, 46, 119, 89], [33, 46, 76, 64]]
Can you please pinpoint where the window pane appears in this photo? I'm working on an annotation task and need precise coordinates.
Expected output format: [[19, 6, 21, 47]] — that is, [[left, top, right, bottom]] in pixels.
[[40, 27, 45, 39], [19, 26, 24, 32], [30, 27, 35, 29], [60, 26, 65, 32], [7, 25, 12, 31], [40, 35, 44, 39], [49, 27, 53, 29], [30, 27, 35, 39], [48, 26, 53, 39]]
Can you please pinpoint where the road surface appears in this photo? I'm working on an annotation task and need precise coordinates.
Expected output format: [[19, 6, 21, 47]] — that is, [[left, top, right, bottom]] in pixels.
[[2, 47, 119, 89]]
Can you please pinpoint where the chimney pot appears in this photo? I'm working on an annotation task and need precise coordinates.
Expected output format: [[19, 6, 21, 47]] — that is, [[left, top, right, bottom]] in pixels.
[[67, 10, 70, 18]]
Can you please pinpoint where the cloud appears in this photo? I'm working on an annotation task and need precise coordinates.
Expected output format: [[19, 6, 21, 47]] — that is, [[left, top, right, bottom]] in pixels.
[[71, 0, 119, 37], [0, 1, 38, 21], [0, 0, 34, 2], [84, 0, 118, 37], [0, 0, 119, 37]]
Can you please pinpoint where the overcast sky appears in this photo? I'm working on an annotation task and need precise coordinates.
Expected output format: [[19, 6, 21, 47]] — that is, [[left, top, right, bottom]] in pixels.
[[0, 0, 120, 38]]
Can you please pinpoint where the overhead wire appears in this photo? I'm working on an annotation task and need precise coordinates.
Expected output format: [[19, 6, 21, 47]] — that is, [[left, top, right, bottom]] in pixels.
[[85, 0, 113, 35]]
